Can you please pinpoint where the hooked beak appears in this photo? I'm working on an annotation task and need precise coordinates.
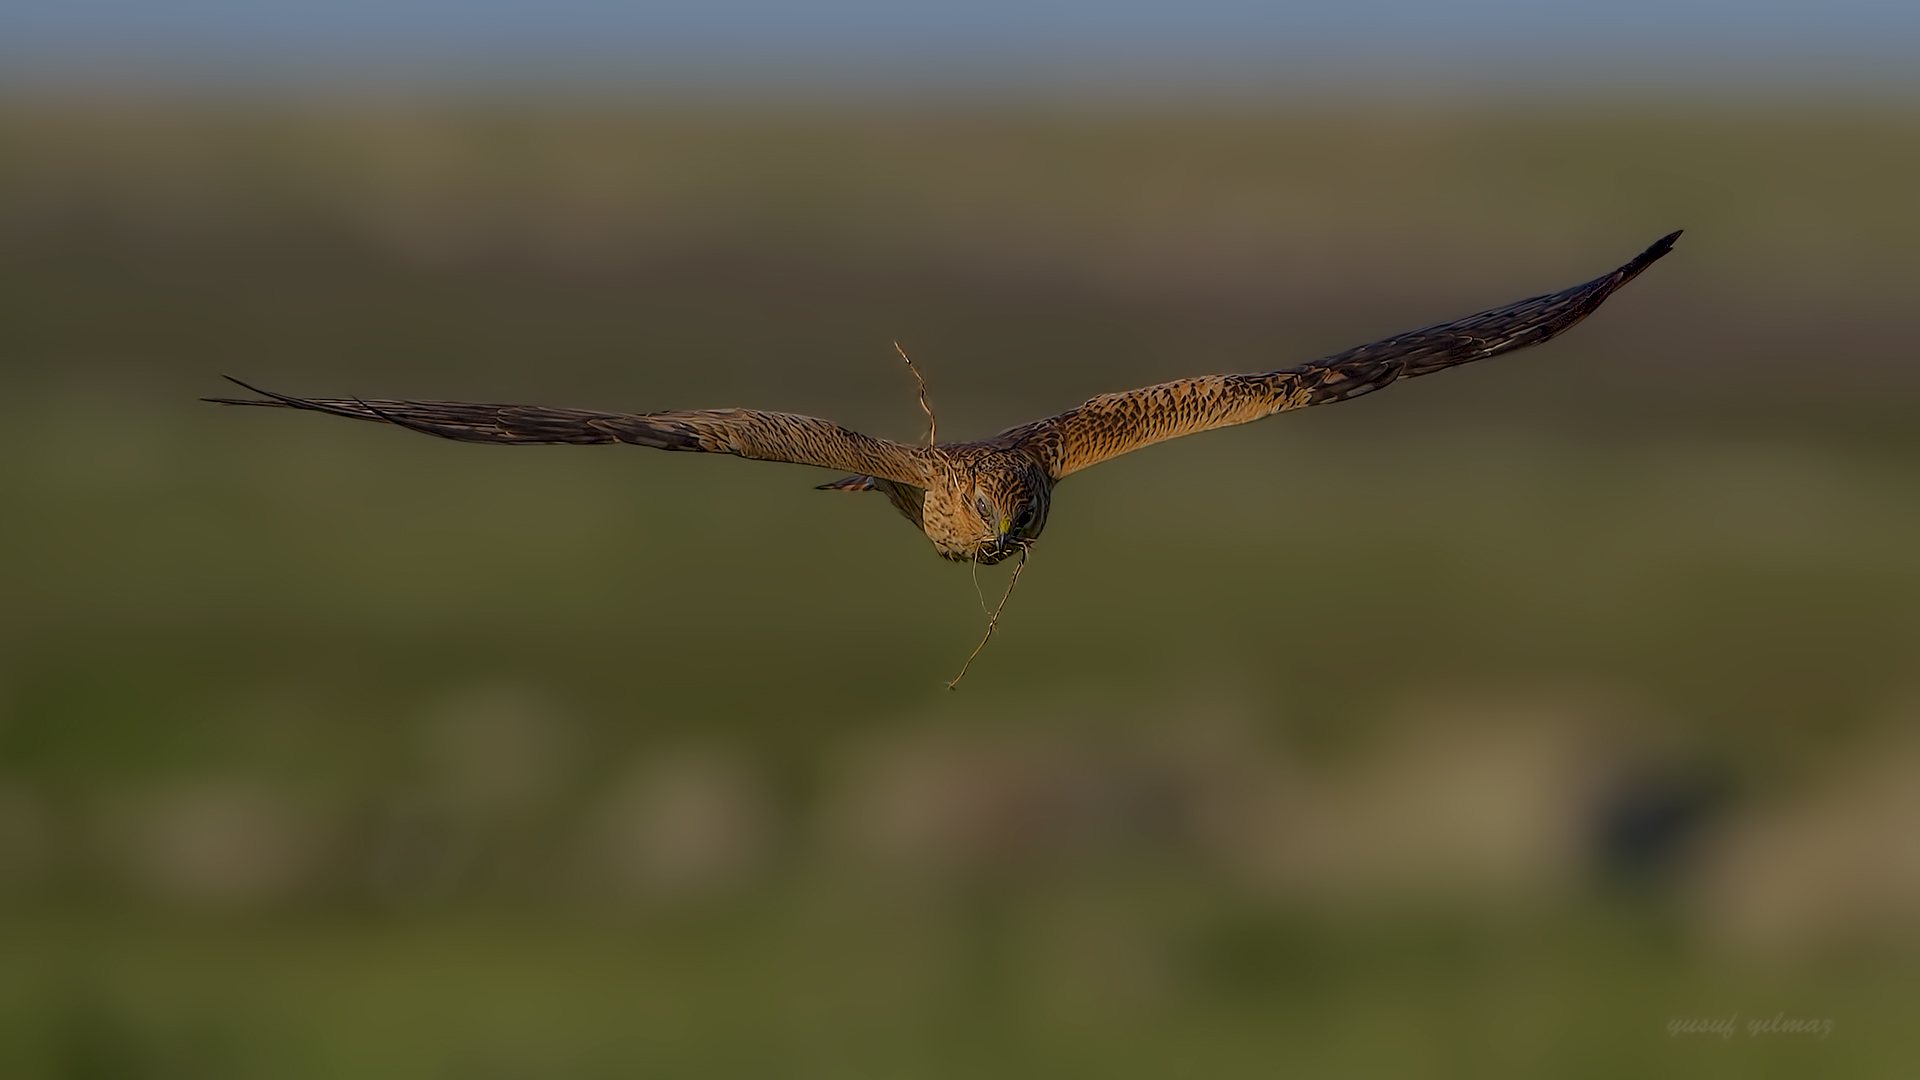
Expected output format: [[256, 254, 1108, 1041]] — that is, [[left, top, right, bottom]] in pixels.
[[995, 517, 1012, 554]]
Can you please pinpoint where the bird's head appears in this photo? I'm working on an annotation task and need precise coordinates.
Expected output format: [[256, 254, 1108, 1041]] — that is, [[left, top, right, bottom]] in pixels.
[[967, 467, 1050, 564]]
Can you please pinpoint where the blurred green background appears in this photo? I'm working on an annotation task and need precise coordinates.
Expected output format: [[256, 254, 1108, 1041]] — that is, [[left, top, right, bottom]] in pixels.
[[2, 96, 1919, 1076]]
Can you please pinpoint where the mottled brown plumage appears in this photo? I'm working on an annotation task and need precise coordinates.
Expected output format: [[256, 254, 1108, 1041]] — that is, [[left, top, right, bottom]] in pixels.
[[210, 232, 1678, 565]]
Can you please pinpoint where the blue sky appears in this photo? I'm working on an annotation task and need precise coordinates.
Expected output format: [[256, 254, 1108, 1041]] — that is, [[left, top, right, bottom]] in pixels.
[[5, 0, 1917, 91]]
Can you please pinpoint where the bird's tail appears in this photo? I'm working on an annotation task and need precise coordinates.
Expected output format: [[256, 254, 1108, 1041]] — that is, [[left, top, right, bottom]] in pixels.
[[816, 474, 876, 492]]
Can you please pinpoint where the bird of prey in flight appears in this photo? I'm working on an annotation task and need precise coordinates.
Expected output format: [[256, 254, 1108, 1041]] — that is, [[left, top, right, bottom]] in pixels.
[[211, 232, 1678, 568]]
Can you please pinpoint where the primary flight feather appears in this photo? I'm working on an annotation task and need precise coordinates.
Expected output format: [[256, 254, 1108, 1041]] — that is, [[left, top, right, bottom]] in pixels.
[[211, 231, 1679, 565]]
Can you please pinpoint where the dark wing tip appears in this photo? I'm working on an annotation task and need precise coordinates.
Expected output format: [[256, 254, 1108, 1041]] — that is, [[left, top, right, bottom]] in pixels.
[[204, 375, 299, 407], [1582, 230, 1681, 301], [1623, 230, 1682, 277]]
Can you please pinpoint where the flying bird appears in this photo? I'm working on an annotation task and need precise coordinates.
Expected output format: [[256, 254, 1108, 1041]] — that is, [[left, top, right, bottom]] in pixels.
[[211, 232, 1678, 567]]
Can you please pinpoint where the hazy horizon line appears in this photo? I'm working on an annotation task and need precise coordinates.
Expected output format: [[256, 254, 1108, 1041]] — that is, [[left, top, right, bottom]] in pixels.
[[6, 44, 1919, 106]]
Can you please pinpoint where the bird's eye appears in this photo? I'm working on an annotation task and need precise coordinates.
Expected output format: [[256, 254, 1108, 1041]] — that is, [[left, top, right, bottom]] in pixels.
[[976, 495, 993, 517], [1013, 504, 1032, 525]]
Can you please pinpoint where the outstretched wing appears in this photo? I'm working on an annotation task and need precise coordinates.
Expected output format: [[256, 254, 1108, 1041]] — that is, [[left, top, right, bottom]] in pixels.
[[207, 379, 932, 486], [1000, 231, 1680, 480]]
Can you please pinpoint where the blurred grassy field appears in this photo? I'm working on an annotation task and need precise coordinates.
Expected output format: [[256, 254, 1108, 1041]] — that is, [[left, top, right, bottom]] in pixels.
[[1, 98, 1918, 1076]]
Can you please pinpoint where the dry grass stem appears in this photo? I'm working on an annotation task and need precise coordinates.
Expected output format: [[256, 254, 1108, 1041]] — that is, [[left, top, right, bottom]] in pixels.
[[946, 546, 1029, 691], [894, 341, 937, 446]]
